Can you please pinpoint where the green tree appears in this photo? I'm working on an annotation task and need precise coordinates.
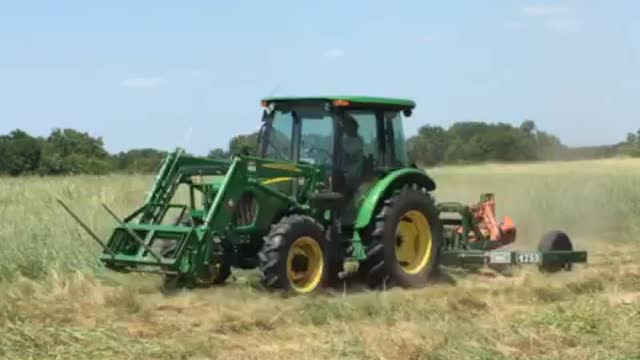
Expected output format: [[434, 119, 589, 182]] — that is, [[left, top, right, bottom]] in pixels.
[[116, 148, 167, 173], [445, 122, 494, 163], [0, 129, 43, 175], [407, 125, 448, 166], [408, 120, 563, 165], [39, 128, 113, 175], [207, 148, 228, 159], [229, 132, 259, 156], [520, 119, 536, 135], [482, 123, 535, 161], [622, 129, 640, 157], [535, 131, 566, 160]]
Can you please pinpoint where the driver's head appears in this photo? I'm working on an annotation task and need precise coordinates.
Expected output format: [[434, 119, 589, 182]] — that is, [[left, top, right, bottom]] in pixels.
[[341, 114, 359, 137]]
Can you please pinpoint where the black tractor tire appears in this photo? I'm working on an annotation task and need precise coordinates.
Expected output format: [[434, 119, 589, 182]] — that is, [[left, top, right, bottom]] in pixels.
[[196, 258, 232, 286], [161, 256, 231, 290], [538, 230, 574, 273], [258, 215, 328, 294], [364, 185, 443, 289]]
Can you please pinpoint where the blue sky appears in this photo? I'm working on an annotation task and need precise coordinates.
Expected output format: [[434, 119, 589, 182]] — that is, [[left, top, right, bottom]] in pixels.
[[0, 1, 638, 155]]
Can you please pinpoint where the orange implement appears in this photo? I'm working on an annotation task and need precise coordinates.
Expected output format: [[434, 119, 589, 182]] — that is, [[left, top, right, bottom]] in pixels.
[[460, 195, 516, 245]]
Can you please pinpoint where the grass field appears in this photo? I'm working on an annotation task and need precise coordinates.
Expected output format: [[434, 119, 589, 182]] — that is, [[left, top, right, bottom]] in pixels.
[[1, 158, 639, 359]]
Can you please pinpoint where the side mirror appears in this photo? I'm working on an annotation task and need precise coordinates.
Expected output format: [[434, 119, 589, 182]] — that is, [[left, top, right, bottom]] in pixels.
[[403, 109, 412, 117]]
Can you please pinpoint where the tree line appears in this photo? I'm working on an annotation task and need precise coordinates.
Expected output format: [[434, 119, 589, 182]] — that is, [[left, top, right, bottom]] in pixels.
[[0, 127, 260, 176], [0, 128, 162, 176], [407, 120, 639, 166], [0, 122, 638, 176]]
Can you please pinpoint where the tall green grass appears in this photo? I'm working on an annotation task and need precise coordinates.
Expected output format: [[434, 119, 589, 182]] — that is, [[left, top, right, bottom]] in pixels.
[[430, 158, 640, 246], [0, 175, 152, 281], [1, 158, 639, 281]]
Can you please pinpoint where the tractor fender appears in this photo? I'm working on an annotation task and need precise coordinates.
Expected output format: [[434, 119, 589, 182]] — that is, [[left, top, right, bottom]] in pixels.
[[354, 168, 436, 230]]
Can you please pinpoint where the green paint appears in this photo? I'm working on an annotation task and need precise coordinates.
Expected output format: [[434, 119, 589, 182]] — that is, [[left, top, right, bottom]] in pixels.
[[354, 168, 434, 230], [94, 148, 323, 283]]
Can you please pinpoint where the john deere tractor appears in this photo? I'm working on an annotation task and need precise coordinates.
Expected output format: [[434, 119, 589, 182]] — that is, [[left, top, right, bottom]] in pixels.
[[59, 96, 587, 294]]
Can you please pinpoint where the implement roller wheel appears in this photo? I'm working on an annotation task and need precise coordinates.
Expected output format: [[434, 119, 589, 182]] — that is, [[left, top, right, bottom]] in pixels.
[[538, 230, 574, 273], [364, 185, 443, 289], [259, 215, 328, 294]]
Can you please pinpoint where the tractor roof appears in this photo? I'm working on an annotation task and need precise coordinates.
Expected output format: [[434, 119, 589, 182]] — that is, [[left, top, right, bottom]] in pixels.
[[261, 95, 416, 109]]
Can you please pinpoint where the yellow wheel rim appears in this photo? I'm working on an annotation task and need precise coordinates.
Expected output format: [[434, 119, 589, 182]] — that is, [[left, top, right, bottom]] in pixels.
[[395, 210, 432, 274], [286, 236, 324, 293]]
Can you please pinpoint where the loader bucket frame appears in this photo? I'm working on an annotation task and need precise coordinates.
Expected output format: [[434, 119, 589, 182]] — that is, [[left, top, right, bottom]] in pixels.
[[63, 148, 325, 283]]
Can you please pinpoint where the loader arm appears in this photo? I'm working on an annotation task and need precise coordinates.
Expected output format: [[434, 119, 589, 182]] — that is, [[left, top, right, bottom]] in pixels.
[[91, 150, 325, 284]]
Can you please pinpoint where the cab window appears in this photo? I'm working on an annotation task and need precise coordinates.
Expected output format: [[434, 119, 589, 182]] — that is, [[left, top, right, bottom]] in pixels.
[[342, 110, 381, 168], [264, 110, 294, 161], [384, 111, 409, 167], [299, 109, 334, 167]]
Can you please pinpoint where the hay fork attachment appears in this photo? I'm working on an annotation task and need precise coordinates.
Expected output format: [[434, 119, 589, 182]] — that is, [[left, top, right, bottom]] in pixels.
[[56, 197, 115, 259]]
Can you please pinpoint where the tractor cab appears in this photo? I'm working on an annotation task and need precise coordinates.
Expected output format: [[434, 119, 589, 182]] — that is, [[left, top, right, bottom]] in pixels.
[[256, 96, 416, 223]]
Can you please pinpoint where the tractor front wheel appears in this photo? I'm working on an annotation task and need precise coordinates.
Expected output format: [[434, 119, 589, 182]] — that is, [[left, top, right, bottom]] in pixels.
[[364, 186, 443, 289], [259, 215, 328, 294], [161, 246, 231, 290], [196, 261, 232, 286]]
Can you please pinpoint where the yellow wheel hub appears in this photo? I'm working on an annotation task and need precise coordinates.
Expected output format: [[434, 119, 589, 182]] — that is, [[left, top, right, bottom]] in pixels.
[[395, 210, 433, 274], [286, 236, 324, 293]]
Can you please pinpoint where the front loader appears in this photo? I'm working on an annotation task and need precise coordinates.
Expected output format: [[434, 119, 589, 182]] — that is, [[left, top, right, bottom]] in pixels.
[[59, 96, 587, 293]]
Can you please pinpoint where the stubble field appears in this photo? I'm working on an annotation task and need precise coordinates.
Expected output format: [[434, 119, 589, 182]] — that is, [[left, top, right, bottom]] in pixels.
[[1, 158, 639, 359]]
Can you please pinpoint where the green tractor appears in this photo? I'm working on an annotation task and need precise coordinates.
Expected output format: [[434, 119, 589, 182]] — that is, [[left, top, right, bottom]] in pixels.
[[59, 96, 587, 294]]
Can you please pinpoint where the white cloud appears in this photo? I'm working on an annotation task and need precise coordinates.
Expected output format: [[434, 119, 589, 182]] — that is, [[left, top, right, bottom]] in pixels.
[[324, 49, 345, 58], [521, 5, 566, 17], [504, 21, 524, 30], [121, 76, 165, 89]]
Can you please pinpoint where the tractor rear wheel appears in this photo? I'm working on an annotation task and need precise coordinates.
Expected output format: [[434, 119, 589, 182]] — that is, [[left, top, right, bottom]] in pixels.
[[259, 215, 328, 294], [364, 185, 443, 289]]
